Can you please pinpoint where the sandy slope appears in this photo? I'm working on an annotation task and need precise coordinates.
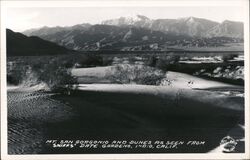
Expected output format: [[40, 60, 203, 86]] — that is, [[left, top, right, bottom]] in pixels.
[[77, 83, 243, 112], [7, 90, 74, 154], [164, 71, 239, 89], [50, 83, 244, 153], [7, 83, 50, 92], [7, 66, 244, 153], [7, 83, 244, 153], [71, 66, 241, 89], [70, 66, 244, 153]]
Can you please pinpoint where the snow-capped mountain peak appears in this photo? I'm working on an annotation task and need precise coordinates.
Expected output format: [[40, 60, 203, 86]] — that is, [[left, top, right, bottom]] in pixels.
[[102, 14, 151, 26]]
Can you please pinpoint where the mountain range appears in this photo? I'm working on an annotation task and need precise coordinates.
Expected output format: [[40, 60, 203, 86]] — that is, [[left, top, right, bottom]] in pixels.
[[102, 15, 243, 38], [22, 15, 243, 51]]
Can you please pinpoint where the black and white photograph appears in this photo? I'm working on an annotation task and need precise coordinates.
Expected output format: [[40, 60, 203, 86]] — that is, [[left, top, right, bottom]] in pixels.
[[0, 0, 249, 159]]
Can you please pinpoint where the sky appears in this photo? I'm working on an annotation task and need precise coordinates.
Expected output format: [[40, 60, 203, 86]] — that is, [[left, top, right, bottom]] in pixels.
[[6, 6, 245, 32]]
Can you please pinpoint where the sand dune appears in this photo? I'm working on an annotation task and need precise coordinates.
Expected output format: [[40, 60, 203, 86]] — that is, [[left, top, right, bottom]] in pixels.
[[164, 71, 239, 89], [8, 91, 74, 154], [77, 83, 243, 112], [7, 66, 244, 154], [71, 66, 242, 90]]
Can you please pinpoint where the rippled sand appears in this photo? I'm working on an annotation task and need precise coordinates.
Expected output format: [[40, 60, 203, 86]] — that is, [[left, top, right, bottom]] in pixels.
[[7, 83, 244, 154], [8, 91, 74, 154]]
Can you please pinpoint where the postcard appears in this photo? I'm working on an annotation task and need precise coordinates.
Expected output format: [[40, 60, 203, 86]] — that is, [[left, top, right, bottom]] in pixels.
[[0, 0, 249, 159]]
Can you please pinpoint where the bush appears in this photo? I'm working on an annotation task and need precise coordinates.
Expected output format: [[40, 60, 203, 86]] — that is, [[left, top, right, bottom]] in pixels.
[[108, 64, 165, 85], [147, 55, 158, 67], [7, 53, 115, 92], [7, 65, 27, 85], [77, 54, 113, 67], [146, 54, 180, 71], [7, 56, 77, 93], [222, 54, 238, 62], [30, 57, 77, 92]]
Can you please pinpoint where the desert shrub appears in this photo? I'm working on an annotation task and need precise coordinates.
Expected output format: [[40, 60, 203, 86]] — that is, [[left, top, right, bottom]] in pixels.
[[30, 57, 77, 92], [147, 55, 158, 67], [78, 55, 104, 67], [7, 65, 27, 85], [222, 54, 238, 62], [7, 53, 114, 91], [78, 56, 95, 67], [146, 54, 180, 71], [102, 56, 113, 66], [169, 54, 181, 63], [75, 54, 113, 68], [7, 56, 77, 93], [108, 64, 165, 85]]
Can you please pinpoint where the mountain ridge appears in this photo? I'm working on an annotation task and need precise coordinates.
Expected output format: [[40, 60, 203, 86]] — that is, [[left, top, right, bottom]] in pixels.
[[102, 15, 243, 38], [23, 16, 243, 39], [7, 29, 70, 56], [19, 16, 243, 51]]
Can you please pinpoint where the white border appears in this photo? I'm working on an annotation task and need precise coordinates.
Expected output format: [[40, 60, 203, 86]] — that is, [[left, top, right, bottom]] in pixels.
[[1, 0, 249, 159]]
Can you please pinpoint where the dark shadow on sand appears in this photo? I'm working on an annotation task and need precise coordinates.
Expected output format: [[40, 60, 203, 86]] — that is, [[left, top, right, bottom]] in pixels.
[[42, 89, 244, 153]]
